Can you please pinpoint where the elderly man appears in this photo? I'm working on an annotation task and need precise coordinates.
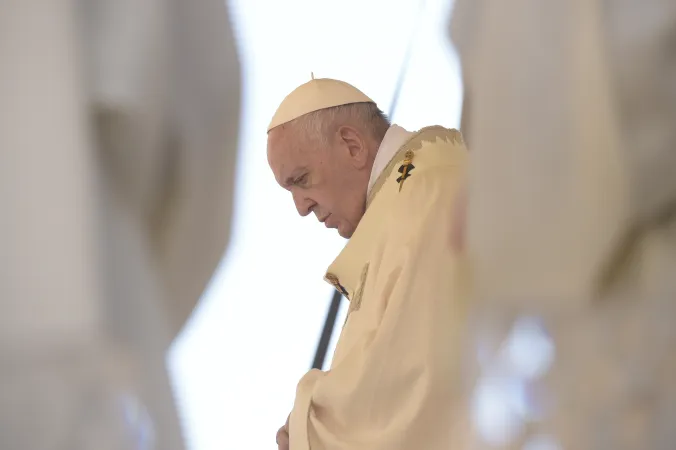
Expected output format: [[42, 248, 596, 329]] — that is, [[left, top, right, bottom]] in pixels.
[[267, 78, 469, 450]]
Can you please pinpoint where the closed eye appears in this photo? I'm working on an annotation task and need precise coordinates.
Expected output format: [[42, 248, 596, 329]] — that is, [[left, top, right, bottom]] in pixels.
[[294, 173, 309, 187]]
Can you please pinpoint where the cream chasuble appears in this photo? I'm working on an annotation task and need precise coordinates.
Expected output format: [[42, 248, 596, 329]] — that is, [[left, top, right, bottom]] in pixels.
[[367, 125, 415, 193], [288, 126, 469, 450]]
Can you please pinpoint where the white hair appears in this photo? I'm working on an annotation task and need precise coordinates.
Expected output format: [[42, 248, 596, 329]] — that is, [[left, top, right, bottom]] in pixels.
[[289, 102, 390, 145]]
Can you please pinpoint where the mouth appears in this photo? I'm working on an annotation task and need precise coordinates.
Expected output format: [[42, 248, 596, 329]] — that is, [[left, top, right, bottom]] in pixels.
[[320, 214, 335, 228]]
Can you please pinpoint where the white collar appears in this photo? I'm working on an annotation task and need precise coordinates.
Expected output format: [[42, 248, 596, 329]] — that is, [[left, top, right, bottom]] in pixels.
[[367, 125, 414, 195]]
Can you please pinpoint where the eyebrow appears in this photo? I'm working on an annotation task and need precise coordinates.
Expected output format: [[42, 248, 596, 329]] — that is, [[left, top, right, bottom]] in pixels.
[[283, 168, 308, 188]]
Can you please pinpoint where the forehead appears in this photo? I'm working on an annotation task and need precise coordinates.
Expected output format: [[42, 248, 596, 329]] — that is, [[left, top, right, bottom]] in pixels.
[[268, 126, 300, 165]]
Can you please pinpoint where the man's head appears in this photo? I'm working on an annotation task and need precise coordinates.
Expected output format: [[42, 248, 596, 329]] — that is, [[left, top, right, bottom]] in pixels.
[[267, 79, 390, 238]]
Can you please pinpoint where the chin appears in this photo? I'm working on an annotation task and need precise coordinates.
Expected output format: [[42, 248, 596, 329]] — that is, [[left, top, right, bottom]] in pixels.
[[337, 225, 354, 239]]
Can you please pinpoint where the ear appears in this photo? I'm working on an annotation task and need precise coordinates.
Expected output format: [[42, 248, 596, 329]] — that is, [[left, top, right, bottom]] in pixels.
[[337, 126, 369, 169]]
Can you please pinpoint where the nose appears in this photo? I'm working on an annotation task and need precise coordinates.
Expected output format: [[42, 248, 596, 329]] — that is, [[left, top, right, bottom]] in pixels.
[[292, 191, 314, 217]]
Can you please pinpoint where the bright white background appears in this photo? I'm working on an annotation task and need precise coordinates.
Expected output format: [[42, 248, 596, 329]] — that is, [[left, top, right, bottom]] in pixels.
[[169, 1, 463, 449]]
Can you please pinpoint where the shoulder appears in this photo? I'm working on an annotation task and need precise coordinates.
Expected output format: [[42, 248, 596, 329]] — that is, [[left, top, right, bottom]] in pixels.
[[367, 126, 467, 208], [405, 126, 465, 150], [361, 127, 466, 242], [401, 126, 467, 170]]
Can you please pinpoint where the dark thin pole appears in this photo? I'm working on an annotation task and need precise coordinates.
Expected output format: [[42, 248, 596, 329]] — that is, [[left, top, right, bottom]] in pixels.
[[310, 1, 427, 371], [388, 0, 426, 120], [311, 290, 343, 370], [387, 32, 414, 119]]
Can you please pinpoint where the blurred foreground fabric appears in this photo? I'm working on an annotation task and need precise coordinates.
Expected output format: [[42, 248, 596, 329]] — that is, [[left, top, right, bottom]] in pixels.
[[451, 0, 676, 448], [0, 1, 240, 449]]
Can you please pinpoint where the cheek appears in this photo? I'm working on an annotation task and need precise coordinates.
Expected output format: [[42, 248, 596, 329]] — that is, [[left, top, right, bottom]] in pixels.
[[335, 187, 364, 222], [315, 165, 364, 218]]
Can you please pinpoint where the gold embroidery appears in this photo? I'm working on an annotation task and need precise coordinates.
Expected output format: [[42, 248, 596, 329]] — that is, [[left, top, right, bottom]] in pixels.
[[348, 263, 370, 315], [397, 150, 415, 192], [325, 272, 349, 299], [366, 126, 464, 208]]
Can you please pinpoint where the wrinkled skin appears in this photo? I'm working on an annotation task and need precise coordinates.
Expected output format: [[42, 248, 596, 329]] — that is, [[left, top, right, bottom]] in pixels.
[[267, 123, 378, 238], [276, 415, 289, 450]]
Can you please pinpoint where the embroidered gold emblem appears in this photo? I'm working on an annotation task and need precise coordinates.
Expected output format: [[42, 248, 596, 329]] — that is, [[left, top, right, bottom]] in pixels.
[[368, 127, 462, 208], [326, 272, 349, 299], [397, 150, 415, 191], [348, 263, 370, 315]]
